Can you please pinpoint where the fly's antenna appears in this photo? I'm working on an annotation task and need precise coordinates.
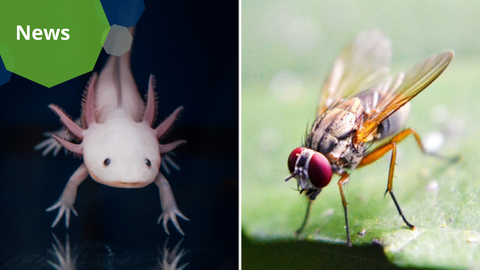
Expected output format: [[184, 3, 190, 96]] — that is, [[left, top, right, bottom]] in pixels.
[[285, 172, 298, 182]]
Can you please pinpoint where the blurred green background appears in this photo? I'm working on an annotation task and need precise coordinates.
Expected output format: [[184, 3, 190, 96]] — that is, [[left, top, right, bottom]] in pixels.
[[242, 0, 480, 269]]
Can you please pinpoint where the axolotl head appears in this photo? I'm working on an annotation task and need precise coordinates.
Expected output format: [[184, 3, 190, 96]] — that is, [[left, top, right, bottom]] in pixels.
[[49, 73, 186, 188], [82, 118, 161, 188]]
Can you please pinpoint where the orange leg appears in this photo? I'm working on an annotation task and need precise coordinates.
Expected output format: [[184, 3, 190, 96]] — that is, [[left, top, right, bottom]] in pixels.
[[358, 128, 426, 167], [359, 128, 458, 167], [358, 128, 421, 229], [337, 172, 352, 247]]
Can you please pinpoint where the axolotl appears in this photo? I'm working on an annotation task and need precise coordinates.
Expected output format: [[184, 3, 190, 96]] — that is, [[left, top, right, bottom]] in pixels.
[[36, 49, 189, 234]]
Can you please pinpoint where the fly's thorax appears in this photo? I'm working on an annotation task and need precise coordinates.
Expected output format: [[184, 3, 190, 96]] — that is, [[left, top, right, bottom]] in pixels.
[[306, 98, 365, 173], [329, 140, 365, 173], [307, 98, 363, 151]]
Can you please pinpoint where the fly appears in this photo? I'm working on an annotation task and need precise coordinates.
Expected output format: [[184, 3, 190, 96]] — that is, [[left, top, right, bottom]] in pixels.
[[285, 31, 455, 247]]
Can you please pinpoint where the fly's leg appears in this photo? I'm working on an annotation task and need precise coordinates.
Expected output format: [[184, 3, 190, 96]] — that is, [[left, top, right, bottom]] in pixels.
[[358, 128, 427, 229], [295, 199, 313, 237], [386, 144, 415, 228], [360, 128, 457, 166], [338, 172, 352, 247]]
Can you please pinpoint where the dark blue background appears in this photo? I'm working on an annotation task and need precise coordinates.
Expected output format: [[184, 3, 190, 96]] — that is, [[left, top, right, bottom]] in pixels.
[[0, 0, 238, 269], [0, 54, 11, 87], [101, 0, 145, 27]]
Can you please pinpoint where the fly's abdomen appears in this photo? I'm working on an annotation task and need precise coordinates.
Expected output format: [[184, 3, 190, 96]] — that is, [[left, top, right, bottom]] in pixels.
[[377, 102, 411, 139]]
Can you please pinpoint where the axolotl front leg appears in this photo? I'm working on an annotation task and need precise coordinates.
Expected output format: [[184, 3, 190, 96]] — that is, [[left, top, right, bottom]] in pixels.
[[45, 163, 188, 233], [154, 109, 190, 235], [155, 172, 189, 234], [46, 163, 89, 228]]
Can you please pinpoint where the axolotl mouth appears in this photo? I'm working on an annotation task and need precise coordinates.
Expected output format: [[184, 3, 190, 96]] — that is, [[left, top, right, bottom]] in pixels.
[[106, 181, 150, 188], [89, 171, 148, 188], [116, 182, 141, 187], [102, 181, 151, 188]]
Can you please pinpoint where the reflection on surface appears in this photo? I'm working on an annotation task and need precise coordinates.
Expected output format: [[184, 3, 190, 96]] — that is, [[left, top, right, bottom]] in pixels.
[[45, 233, 189, 270], [156, 238, 188, 270], [48, 234, 76, 270]]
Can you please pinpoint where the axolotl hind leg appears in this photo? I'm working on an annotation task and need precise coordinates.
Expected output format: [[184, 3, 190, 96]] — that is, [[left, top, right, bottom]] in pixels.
[[46, 163, 89, 228], [155, 172, 189, 235]]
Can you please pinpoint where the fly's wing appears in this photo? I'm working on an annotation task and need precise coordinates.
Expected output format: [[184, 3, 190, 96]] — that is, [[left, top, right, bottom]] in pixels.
[[318, 31, 391, 115], [356, 50, 454, 142]]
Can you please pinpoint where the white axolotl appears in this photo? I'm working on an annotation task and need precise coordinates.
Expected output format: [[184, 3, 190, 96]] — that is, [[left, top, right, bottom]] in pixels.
[[36, 49, 188, 234]]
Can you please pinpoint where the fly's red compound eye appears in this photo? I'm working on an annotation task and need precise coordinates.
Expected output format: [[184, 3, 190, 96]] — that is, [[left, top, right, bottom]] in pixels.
[[288, 147, 304, 173], [307, 152, 332, 188]]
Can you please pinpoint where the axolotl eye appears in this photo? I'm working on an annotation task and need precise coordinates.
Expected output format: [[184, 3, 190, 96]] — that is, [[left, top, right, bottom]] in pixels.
[[104, 158, 111, 166], [287, 147, 332, 188], [145, 159, 151, 167]]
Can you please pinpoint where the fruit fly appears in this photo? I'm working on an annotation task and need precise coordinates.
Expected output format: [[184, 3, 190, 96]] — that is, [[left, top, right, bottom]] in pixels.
[[285, 31, 454, 246]]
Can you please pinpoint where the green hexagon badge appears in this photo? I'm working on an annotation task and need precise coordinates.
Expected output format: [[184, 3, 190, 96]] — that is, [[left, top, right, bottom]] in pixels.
[[0, 0, 110, 88]]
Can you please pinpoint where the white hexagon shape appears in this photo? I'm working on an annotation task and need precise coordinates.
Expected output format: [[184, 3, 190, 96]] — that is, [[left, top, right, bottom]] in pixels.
[[103, 25, 133, 56]]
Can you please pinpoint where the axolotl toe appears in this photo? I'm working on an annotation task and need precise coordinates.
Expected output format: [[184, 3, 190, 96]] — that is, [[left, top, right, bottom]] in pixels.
[[38, 51, 188, 235]]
